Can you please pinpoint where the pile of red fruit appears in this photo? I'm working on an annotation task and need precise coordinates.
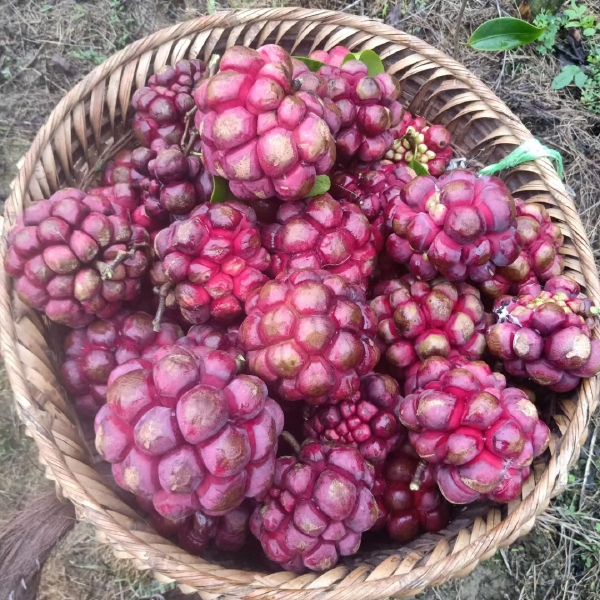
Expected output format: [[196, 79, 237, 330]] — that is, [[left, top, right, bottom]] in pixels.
[[6, 43, 599, 574]]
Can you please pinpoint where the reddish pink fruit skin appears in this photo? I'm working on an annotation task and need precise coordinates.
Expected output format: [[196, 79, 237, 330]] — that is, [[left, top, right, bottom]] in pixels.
[[299, 49, 404, 163], [5, 188, 150, 327], [261, 193, 378, 288], [397, 357, 550, 504], [487, 276, 600, 391], [195, 45, 335, 202], [240, 268, 380, 405], [371, 275, 488, 383], [376, 442, 451, 541], [251, 441, 379, 572], [96, 343, 283, 516], [61, 311, 184, 416], [385, 170, 519, 282], [151, 201, 271, 325], [305, 373, 406, 465], [132, 58, 206, 147]]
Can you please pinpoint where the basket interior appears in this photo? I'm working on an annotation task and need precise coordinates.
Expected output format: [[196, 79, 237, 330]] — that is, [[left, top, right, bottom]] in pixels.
[[4, 11, 599, 596]]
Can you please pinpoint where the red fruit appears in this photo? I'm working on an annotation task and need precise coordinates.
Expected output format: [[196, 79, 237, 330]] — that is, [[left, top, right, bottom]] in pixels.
[[195, 45, 335, 202], [250, 441, 378, 572], [371, 275, 488, 384], [61, 311, 184, 416], [96, 343, 284, 516], [5, 188, 150, 327], [386, 113, 453, 177], [240, 269, 380, 405], [261, 193, 378, 288], [385, 170, 519, 282], [151, 202, 271, 325], [305, 373, 406, 465], [397, 358, 550, 503], [132, 58, 206, 147], [487, 275, 600, 391]]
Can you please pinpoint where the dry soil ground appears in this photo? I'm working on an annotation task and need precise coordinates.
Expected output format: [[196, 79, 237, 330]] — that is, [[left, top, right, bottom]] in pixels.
[[1, 0, 600, 599]]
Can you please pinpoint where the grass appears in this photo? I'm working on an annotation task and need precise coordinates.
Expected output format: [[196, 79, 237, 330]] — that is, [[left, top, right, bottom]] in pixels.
[[0, 0, 600, 598]]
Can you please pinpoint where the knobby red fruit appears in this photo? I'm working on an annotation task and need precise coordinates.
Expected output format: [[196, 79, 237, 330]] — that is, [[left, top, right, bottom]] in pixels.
[[61, 311, 184, 416], [250, 440, 379, 572], [132, 58, 206, 147], [261, 193, 378, 288], [305, 373, 406, 465], [5, 188, 150, 328], [385, 170, 520, 282], [151, 201, 271, 325], [194, 45, 336, 202], [487, 275, 600, 391], [374, 443, 451, 542], [370, 275, 491, 388], [239, 268, 380, 405], [398, 357, 550, 503], [96, 343, 284, 517]]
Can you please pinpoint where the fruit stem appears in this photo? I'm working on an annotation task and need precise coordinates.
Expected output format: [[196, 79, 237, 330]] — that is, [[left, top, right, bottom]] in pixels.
[[152, 282, 173, 332], [180, 106, 198, 153], [281, 431, 301, 454], [184, 130, 199, 158], [409, 460, 428, 491], [95, 244, 146, 280]]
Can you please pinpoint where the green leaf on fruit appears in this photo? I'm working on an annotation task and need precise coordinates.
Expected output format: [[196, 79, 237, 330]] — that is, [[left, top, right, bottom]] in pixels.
[[551, 65, 581, 89], [342, 49, 385, 76], [468, 17, 546, 51], [292, 56, 326, 72], [210, 176, 232, 203], [408, 160, 430, 175], [305, 175, 331, 197]]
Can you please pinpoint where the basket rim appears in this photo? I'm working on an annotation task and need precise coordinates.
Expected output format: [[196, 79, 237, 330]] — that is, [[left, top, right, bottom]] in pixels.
[[1, 8, 599, 599]]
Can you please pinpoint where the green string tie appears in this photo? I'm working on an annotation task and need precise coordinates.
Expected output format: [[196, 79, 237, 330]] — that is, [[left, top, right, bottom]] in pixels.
[[478, 138, 564, 179]]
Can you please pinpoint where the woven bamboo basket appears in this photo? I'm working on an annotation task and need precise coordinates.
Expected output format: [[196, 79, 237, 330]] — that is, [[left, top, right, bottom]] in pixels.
[[1, 8, 599, 599]]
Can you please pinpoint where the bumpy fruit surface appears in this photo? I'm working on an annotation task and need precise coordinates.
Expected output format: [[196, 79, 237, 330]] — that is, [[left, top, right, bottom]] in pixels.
[[240, 269, 380, 405], [386, 113, 452, 177], [151, 201, 270, 325], [5, 188, 149, 328], [132, 58, 206, 147], [371, 276, 489, 384], [476, 200, 565, 298], [487, 275, 600, 392], [375, 443, 451, 542], [194, 45, 336, 202], [249, 440, 379, 572], [297, 47, 404, 163], [61, 311, 184, 416], [261, 193, 377, 288], [385, 170, 520, 282], [96, 343, 284, 516], [304, 373, 405, 465], [331, 161, 416, 249], [398, 357, 550, 503]]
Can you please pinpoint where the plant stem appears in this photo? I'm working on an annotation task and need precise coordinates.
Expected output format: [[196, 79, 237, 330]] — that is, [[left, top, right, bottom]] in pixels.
[[95, 244, 145, 280], [410, 460, 428, 491], [281, 431, 301, 454], [152, 283, 173, 332], [454, 0, 468, 58]]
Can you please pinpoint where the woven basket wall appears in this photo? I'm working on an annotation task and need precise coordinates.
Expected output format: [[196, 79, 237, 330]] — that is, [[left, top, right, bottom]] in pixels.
[[1, 8, 599, 599]]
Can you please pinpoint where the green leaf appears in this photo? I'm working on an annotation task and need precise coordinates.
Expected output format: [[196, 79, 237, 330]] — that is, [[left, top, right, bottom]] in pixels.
[[552, 65, 580, 89], [408, 160, 430, 175], [305, 175, 331, 197], [41, 4, 52, 11], [342, 49, 385, 76], [468, 17, 546, 51], [575, 70, 588, 88], [583, 27, 596, 36], [210, 176, 232, 203], [292, 56, 326, 72]]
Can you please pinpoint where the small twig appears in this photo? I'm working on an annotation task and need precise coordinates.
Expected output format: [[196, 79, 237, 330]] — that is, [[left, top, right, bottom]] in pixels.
[[453, 0, 468, 58], [79, 131, 134, 191], [281, 431, 301, 454], [180, 105, 198, 152], [409, 460, 428, 491], [95, 243, 145, 280], [184, 130, 199, 158], [579, 422, 598, 510], [152, 283, 173, 332], [207, 53, 221, 77]]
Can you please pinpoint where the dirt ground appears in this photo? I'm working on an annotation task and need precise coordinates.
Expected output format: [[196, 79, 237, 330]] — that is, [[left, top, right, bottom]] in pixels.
[[1, 0, 600, 599]]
